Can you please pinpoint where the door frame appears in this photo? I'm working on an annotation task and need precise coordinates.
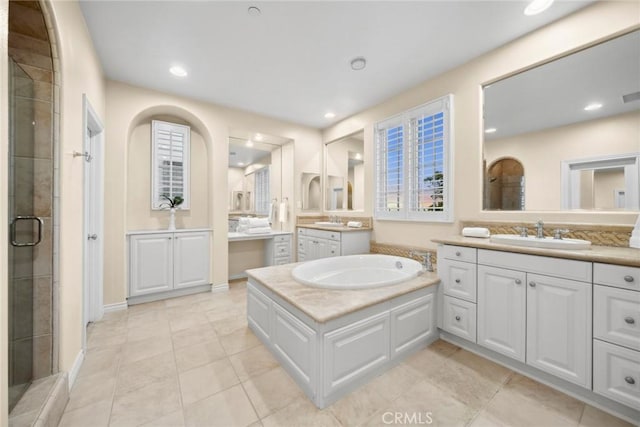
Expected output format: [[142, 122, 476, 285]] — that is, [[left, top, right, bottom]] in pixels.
[[82, 94, 105, 349]]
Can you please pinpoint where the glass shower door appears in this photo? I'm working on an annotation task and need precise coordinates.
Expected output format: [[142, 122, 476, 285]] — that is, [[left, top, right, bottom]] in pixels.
[[7, 59, 44, 412]]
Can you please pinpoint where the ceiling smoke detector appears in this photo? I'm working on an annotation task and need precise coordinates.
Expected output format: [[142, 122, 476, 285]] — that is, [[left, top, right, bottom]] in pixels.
[[350, 57, 367, 71], [248, 6, 261, 16]]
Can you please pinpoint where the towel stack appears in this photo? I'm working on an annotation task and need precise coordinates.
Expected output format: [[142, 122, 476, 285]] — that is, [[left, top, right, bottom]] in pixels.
[[462, 227, 490, 238], [347, 221, 363, 228], [237, 217, 272, 234]]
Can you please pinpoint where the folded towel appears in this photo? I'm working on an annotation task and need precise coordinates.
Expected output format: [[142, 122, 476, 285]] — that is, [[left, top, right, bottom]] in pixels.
[[245, 227, 272, 234], [239, 217, 250, 225], [347, 221, 363, 228], [248, 217, 270, 228], [462, 227, 490, 238], [279, 202, 287, 223]]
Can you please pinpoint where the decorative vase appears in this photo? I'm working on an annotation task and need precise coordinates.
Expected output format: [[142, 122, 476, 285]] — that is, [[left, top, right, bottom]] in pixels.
[[168, 207, 176, 231]]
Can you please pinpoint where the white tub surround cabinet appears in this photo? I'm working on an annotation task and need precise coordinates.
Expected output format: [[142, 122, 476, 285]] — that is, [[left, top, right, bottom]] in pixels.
[[297, 226, 370, 262], [246, 265, 439, 409], [436, 239, 640, 423], [127, 229, 211, 304]]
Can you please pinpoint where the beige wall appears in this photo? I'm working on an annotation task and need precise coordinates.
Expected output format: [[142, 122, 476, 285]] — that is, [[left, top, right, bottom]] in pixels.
[[127, 119, 210, 230], [47, 0, 106, 375], [1, 0, 9, 421], [594, 169, 625, 210], [104, 81, 322, 305], [322, 2, 640, 250], [484, 111, 640, 210]]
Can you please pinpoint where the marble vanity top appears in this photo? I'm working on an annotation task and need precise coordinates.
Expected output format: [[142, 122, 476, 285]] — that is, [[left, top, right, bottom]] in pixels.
[[246, 263, 439, 323], [297, 224, 373, 232], [228, 230, 292, 241], [433, 236, 640, 267]]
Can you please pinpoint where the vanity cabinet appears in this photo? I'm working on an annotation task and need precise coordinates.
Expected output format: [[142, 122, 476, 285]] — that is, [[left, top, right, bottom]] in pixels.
[[477, 265, 526, 362], [128, 230, 210, 301], [265, 234, 292, 265], [297, 227, 370, 262]]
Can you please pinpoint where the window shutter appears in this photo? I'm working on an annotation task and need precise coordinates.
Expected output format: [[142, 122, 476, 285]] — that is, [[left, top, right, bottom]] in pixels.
[[375, 115, 404, 219], [152, 120, 190, 209], [254, 166, 270, 215]]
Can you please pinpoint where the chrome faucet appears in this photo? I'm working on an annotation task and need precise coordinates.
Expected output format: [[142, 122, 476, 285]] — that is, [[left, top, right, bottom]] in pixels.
[[553, 229, 569, 240], [535, 220, 545, 239], [514, 226, 528, 237], [409, 251, 434, 272]]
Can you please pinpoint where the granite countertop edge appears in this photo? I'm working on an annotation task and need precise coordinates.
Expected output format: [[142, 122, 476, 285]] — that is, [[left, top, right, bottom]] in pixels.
[[432, 236, 640, 267], [246, 265, 440, 323], [296, 224, 373, 232]]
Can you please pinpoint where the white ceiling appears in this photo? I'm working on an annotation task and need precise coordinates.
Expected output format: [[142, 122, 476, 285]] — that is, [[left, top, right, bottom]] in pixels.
[[80, 0, 594, 129], [484, 30, 640, 141]]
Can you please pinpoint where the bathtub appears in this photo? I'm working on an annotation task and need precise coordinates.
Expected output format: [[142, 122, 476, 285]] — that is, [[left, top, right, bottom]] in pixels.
[[291, 254, 423, 289]]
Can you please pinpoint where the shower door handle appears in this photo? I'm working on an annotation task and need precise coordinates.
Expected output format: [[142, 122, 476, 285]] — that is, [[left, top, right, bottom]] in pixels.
[[10, 216, 44, 247]]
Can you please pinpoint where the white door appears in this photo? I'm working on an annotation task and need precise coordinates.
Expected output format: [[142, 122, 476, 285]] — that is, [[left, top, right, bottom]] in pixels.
[[477, 265, 526, 362], [526, 273, 592, 388], [174, 231, 210, 288], [129, 234, 174, 296], [83, 96, 105, 348]]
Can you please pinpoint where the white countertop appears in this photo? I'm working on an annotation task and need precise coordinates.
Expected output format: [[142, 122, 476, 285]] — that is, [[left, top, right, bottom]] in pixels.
[[228, 230, 293, 242], [126, 228, 212, 236]]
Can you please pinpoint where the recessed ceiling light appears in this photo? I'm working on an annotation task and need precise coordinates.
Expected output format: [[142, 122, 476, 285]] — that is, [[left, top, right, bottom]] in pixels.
[[248, 6, 261, 16], [350, 57, 367, 71], [254, 133, 263, 141], [355, 153, 362, 160], [324, 112, 336, 119], [584, 102, 603, 111], [485, 128, 497, 134], [246, 140, 253, 147], [169, 65, 188, 77], [524, 0, 554, 16]]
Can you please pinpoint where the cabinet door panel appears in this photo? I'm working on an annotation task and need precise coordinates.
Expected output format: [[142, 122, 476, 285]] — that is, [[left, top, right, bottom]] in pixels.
[[477, 266, 526, 362], [129, 234, 173, 296], [391, 293, 436, 359], [441, 259, 477, 302], [526, 273, 591, 388], [594, 285, 640, 351], [247, 283, 271, 342], [174, 232, 210, 288], [593, 339, 640, 410], [442, 296, 476, 342]]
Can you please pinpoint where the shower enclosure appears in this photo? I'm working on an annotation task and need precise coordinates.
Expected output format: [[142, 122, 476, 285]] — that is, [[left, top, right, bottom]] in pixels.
[[8, 58, 54, 412]]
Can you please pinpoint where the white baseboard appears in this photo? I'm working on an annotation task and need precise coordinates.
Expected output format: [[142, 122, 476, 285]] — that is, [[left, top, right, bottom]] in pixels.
[[103, 301, 128, 313], [68, 349, 85, 391], [211, 283, 229, 293]]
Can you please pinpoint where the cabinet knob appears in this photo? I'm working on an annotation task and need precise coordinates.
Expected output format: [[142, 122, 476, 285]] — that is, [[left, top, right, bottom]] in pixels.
[[529, 281, 536, 287], [455, 251, 461, 256], [625, 376, 635, 385], [455, 279, 461, 284], [455, 315, 461, 321], [624, 275, 635, 283], [624, 316, 635, 325], [168, 237, 172, 240], [515, 279, 522, 285]]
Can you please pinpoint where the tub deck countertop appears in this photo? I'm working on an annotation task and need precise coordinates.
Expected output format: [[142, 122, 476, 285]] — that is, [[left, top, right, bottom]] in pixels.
[[246, 263, 440, 323]]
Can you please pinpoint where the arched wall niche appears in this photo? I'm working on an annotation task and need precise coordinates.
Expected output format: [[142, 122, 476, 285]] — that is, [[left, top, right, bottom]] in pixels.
[[485, 157, 525, 211], [125, 105, 213, 230]]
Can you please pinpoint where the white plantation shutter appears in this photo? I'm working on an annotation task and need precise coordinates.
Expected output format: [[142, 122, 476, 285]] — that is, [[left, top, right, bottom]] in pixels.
[[374, 95, 453, 222], [254, 166, 270, 215], [152, 120, 190, 209]]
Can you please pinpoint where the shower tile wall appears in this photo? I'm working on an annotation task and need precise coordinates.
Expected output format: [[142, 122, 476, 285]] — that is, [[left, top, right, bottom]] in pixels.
[[8, 0, 54, 387]]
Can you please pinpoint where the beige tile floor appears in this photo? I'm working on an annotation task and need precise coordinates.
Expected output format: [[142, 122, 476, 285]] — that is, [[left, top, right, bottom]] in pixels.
[[58, 282, 634, 427]]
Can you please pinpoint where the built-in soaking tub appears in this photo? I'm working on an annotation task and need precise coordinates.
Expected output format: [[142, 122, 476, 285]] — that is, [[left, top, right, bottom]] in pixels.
[[292, 254, 423, 289], [246, 257, 440, 408]]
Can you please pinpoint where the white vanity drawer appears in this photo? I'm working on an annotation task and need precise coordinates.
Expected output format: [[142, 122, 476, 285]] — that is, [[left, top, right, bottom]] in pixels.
[[440, 259, 477, 303], [594, 263, 640, 292], [593, 339, 640, 410], [441, 245, 476, 263], [594, 285, 640, 351], [442, 295, 476, 342], [298, 227, 341, 242], [273, 234, 291, 244], [274, 242, 290, 256]]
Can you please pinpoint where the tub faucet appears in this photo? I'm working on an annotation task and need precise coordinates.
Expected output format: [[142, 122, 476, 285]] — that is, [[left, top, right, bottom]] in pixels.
[[535, 220, 545, 239], [409, 251, 434, 272]]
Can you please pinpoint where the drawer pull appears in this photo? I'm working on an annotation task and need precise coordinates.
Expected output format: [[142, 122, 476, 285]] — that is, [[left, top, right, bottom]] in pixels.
[[625, 376, 635, 385], [529, 281, 536, 287], [455, 279, 461, 284], [624, 275, 635, 283], [455, 315, 461, 321], [515, 279, 522, 285], [624, 316, 635, 325], [455, 251, 461, 256]]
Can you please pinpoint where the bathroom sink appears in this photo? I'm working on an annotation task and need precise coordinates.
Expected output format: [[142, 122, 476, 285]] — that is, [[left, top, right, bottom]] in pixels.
[[313, 221, 344, 227], [490, 234, 592, 250]]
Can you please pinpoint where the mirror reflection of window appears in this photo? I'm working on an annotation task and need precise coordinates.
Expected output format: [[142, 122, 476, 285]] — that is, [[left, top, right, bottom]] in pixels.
[[483, 30, 640, 212], [325, 130, 365, 211]]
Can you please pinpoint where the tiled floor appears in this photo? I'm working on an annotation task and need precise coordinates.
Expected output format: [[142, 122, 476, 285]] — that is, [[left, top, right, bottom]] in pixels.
[[58, 282, 634, 427]]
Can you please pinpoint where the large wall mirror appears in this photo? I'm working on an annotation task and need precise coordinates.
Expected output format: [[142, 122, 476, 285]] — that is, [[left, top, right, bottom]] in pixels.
[[324, 130, 365, 211], [228, 132, 292, 217], [483, 30, 640, 211]]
